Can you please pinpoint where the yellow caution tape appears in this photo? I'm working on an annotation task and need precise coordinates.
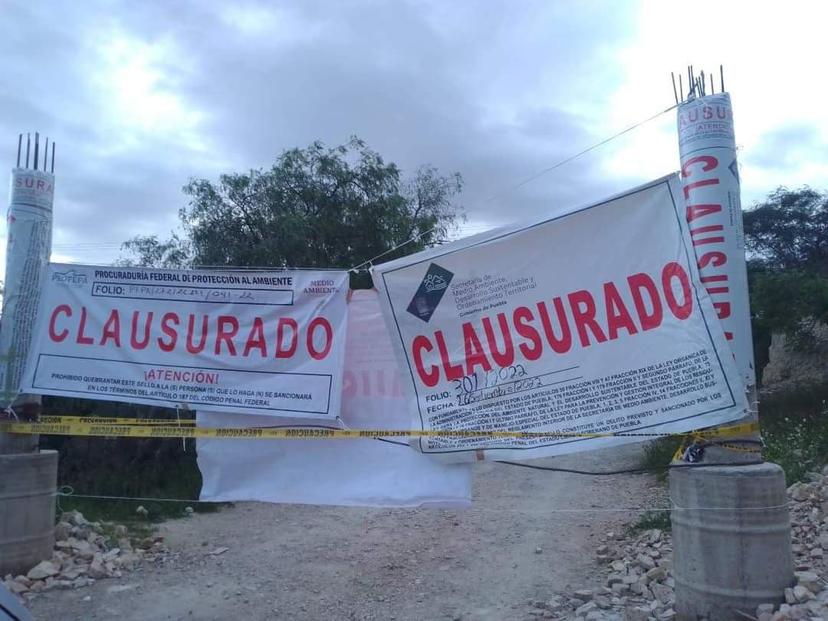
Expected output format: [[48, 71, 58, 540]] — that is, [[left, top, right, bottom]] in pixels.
[[672, 421, 761, 460], [0, 418, 760, 442], [691, 421, 759, 440]]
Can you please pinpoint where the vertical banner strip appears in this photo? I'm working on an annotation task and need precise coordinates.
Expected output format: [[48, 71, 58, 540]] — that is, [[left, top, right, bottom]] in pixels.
[[0, 168, 55, 406], [677, 93, 756, 388]]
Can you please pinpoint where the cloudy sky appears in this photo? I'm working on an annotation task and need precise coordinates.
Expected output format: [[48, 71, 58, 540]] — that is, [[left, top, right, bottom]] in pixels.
[[1, 0, 826, 269]]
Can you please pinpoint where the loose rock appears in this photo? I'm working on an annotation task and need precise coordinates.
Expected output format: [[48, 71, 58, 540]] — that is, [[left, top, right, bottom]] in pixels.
[[7, 510, 169, 605], [26, 561, 60, 581]]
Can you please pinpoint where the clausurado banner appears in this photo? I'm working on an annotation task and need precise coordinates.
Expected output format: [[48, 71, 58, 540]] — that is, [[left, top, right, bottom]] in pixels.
[[21, 264, 348, 419], [372, 174, 748, 460]]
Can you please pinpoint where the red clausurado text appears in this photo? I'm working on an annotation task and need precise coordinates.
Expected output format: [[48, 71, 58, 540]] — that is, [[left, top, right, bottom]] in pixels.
[[681, 154, 741, 343], [46, 306, 336, 360], [410, 261, 697, 388]]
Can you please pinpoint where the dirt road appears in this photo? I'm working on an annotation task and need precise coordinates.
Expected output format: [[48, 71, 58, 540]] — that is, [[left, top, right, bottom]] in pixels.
[[29, 446, 664, 621]]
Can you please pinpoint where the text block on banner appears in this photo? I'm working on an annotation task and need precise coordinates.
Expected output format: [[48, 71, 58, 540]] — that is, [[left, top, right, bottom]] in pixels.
[[21, 265, 348, 419], [371, 174, 748, 460]]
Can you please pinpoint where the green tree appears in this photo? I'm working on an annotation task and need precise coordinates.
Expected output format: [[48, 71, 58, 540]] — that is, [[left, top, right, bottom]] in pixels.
[[121, 138, 463, 286], [119, 233, 190, 270], [744, 187, 828, 275], [744, 187, 828, 381]]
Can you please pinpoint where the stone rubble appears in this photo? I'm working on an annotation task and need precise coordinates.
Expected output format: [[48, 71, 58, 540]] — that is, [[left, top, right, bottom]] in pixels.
[[757, 465, 828, 621], [522, 524, 675, 621], [2, 509, 170, 604], [526, 464, 828, 620]]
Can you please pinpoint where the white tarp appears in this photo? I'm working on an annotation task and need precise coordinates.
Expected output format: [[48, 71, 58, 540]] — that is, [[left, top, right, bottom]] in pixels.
[[371, 174, 748, 461], [0, 169, 54, 406], [21, 264, 348, 419], [677, 93, 755, 388], [197, 290, 473, 507]]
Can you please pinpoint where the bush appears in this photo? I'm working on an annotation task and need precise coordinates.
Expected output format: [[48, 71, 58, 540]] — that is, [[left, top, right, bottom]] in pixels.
[[628, 510, 671, 534], [39, 396, 220, 522], [760, 383, 828, 485], [640, 436, 683, 481]]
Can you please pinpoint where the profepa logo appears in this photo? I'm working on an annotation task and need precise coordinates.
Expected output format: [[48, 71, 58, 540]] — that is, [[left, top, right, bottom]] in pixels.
[[52, 270, 88, 287], [406, 263, 454, 323]]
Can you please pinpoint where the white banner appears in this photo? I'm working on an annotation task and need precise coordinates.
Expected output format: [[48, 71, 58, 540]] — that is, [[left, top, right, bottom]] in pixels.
[[372, 174, 748, 460], [677, 93, 755, 388], [0, 169, 54, 406], [197, 290, 473, 507], [22, 264, 348, 418]]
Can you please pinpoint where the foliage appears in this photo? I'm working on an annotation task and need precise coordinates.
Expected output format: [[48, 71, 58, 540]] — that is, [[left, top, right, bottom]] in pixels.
[[640, 436, 682, 481], [759, 383, 828, 485], [749, 267, 828, 349], [743, 187, 828, 274], [627, 510, 671, 534], [39, 396, 213, 522], [118, 233, 191, 270], [744, 187, 828, 362], [120, 137, 464, 288]]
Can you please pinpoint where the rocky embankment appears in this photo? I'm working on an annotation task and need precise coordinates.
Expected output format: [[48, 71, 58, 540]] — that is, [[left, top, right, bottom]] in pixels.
[[527, 468, 828, 620]]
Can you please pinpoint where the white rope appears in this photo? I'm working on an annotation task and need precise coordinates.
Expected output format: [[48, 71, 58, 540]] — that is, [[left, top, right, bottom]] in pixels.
[[481, 104, 677, 202], [54, 487, 794, 513]]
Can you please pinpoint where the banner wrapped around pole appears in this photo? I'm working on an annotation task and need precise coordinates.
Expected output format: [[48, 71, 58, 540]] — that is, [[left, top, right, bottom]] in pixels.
[[676, 92, 755, 389], [0, 168, 54, 409]]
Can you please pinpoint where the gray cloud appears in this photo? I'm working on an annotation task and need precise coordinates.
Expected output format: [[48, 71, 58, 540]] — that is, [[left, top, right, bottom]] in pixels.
[[748, 123, 827, 172], [1, 0, 636, 264]]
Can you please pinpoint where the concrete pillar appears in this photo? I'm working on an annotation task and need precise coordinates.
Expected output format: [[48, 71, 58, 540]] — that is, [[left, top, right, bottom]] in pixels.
[[0, 394, 40, 455], [671, 463, 793, 619], [0, 449, 57, 576], [0, 136, 57, 574], [672, 81, 794, 619]]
